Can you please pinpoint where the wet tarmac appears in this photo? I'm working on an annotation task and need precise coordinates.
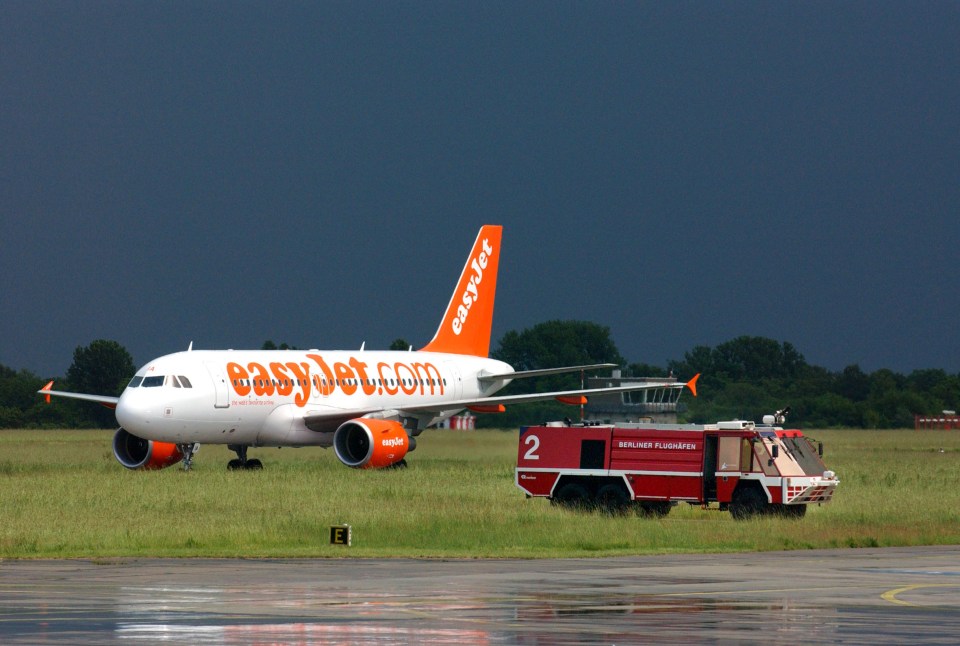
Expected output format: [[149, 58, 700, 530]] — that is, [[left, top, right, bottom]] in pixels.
[[2, 546, 959, 644]]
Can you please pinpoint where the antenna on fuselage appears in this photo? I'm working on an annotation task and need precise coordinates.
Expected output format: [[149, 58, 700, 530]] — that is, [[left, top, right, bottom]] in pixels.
[[187, 341, 193, 351], [360, 342, 365, 351]]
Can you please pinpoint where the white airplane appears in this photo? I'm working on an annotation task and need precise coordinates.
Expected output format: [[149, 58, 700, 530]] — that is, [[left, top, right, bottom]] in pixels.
[[40, 225, 698, 471]]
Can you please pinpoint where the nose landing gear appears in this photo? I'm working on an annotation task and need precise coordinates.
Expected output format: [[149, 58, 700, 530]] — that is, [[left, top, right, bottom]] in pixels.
[[177, 443, 200, 471]]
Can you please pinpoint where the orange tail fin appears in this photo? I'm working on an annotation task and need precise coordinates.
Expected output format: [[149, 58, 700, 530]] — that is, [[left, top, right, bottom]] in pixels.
[[421, 225, 502, 357]]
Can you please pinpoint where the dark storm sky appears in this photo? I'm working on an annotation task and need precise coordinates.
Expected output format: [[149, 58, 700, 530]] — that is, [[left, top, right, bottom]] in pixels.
[[2, 2, 959, 378]]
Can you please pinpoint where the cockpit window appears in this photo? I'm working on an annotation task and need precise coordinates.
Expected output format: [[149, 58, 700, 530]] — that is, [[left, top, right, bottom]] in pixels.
[[136, 375, 193, 388]]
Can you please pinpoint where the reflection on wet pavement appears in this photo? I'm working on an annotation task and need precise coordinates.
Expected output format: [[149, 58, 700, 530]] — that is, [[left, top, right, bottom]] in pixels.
[[1, 547, 959, 644]]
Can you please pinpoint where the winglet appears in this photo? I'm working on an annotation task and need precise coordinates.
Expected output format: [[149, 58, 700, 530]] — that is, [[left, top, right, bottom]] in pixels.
[[421, 225, 502, 357], [41, 380, 54, 404], [686, 373, 700, 397]]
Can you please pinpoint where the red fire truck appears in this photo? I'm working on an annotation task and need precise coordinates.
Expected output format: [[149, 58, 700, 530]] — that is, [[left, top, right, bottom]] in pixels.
[[515, 413, 837, 519]]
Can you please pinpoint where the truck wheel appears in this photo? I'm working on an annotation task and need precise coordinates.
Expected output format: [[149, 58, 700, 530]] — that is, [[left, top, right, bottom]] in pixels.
[[552, 483, 591, 511], [637, 501, 671, 518], [729, 486, 767, 520], [596, 483, 630, 515]]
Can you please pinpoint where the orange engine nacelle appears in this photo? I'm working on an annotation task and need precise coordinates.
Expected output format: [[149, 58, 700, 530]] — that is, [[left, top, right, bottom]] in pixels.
[[112, 428, 184, 470], [333, 418, 413, 469]]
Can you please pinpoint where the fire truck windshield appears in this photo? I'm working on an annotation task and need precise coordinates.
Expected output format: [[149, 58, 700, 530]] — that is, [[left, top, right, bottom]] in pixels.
[[779, 436, 827, 476], [758, 435, 826, 476]]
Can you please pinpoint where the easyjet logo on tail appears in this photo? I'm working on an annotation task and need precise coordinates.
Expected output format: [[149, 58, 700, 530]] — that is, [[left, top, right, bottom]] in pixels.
[[452, 237, 493, 336], [422, 225, 502, 357]]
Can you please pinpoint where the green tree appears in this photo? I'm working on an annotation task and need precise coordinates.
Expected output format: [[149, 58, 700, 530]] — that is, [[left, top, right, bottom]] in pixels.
[[65, 340, 135, 428], [836, 365, 870, 402], [493, 320, 623, 376], [487, 320, 624, 427], [262, 340, 297, 350], [625, 362, 669, 378]]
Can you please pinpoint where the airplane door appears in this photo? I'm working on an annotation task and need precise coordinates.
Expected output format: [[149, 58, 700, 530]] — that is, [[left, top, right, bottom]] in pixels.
[[204, 362, 231, 409], [444, 362, 462, 400]]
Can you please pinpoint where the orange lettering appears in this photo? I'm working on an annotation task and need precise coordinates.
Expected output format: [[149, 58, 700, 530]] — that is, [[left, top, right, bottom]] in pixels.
[[270, 363, 293, 396], [395, 362, 417, 395], [249, 362, 274, 396], [229, 354, 445, 404], [286, 362, 312, 406], [334, 362, 357, 396], [349, 357, 376, 396], [227, 362, 251, 396], [378, 362, 398, 395], [412, 362, 443, 395], [308, 354, 335, 396]]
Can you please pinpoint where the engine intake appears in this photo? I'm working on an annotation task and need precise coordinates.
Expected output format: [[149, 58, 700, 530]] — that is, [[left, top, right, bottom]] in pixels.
[[112, 428, 183, 470], [333, 419, 412, 468]]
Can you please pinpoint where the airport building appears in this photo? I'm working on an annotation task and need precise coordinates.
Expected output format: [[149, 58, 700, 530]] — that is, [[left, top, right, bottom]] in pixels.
[[915, 411, 960, 430], [583, 370, 688, 424]]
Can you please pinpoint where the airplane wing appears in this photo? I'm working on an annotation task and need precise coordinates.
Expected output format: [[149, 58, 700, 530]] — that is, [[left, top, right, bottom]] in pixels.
[[38, 381, 120, 408], [400, 373, 700, 417], [301, 374, 698, 432], [477, 363, 618, 383], [302, 406, 380, 433]]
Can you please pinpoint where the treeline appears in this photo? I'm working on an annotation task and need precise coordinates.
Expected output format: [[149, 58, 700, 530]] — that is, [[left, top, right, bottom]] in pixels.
[[489, 323, 960, 429], [2, 327, 958, 429], [0, 340, 134, 428], [664, 337, 960, 428]]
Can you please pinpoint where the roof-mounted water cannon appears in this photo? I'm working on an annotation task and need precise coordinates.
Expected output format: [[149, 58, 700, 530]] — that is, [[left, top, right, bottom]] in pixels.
[[762, 406, 791, 426]]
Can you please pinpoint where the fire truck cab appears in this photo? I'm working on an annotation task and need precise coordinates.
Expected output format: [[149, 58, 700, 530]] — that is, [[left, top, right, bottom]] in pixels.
[[515, 415, 837, 519]]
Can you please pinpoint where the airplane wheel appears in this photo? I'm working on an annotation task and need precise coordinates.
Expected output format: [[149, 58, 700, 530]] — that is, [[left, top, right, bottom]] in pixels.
[[245, 459, 263, 470], [228, 459, 244, 470]]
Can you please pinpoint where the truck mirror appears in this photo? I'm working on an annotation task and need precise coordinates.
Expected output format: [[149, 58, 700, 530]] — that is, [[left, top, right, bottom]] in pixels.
[[772, 445, 779, 459], [818, 442, 823, 457]]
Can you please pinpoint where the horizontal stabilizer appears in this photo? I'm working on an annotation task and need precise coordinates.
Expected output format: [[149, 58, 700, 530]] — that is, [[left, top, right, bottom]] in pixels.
[[478, 363, 618, 383], [402, 378, 695, 417]]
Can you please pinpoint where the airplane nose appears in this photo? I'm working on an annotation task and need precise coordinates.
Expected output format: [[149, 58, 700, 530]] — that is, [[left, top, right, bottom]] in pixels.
[[115, 393, 149, 431]]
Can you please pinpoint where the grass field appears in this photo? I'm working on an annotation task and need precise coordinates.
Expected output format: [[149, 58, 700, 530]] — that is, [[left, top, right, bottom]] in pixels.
[[1, 427, 959, 558]]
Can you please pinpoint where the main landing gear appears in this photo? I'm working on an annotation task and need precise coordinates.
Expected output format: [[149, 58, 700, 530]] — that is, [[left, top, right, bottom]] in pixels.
[[227, 444, 263, 471]]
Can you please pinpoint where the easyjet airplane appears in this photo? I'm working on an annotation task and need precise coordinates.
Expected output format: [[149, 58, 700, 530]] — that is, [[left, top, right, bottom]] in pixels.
[[40, 225, 698, 471]]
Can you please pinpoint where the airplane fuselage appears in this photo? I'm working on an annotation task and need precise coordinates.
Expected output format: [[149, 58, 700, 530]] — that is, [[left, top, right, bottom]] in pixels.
[[115, 349, 513, 447], [42, 225, 694, 471]]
